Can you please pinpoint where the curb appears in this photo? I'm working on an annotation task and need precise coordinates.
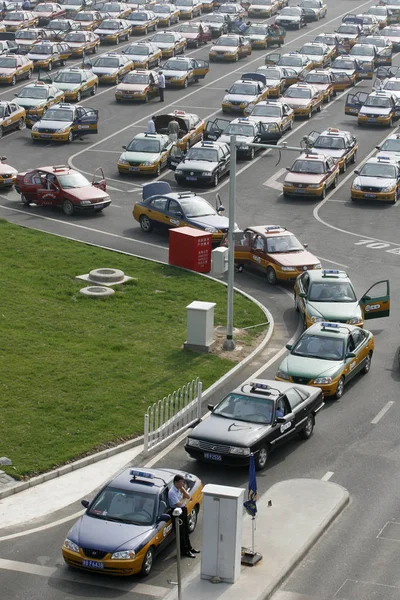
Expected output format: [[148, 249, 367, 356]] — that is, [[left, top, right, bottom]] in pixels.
[[0, 233, 275, 501]]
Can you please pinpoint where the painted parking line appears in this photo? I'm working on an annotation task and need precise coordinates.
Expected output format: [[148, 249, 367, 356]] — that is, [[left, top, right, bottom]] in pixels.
[[371, 401, 394, 425], [321, 472, 334, 481]]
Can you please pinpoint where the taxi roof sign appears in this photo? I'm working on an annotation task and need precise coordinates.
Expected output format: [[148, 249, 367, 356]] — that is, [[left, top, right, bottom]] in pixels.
[[130, 469, 154, 479]]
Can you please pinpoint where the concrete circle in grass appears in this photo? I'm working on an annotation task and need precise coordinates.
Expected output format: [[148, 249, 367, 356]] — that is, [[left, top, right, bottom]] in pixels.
[[80, 286, 115, 298], [89, 268, 125, 284]]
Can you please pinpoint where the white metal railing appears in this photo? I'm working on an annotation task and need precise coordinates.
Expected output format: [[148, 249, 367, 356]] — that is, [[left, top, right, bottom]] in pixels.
[[143, 378, 202, 453]]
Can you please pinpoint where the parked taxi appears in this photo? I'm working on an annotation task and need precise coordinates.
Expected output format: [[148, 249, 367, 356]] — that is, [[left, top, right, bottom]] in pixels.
[[283, 152, 339, 198], [360, 34, 392, 65], [94, 18, 132, 43], [123, 41, 162, 68], [14, 80, 64, 126], [248, 0, 279, 18], [381, 25, 400, 50], [264, 52, 313, 81], [313, 33, 346, 57], [276, 322, 375, 399], [222, 73, 269, 113], [175, 22, 212, 46], [52, 67, 98, 101], [0, 100, 26, 138], [298, 0, 327, 21], [154, 110, 205, 150], [282, 82, 323, 118], [87, 52, 133, 84], [345, 89, 400, 126], [0, 54, 33, 85], [127, 10, 158, 34], [335, 22, 362, 47], [351, 155, 400, 203], [73, 10, 104, 30], [98, 1, 132, 19], [175, 0, 202, 18], [0, 156, 18, 187], [3, 11, 38, 32], [115, 69, 159, 101], [14, 28, 51, 52], [294, 268, 390, 329], [27, 41, 71, 70], [162, 56, 209, 87], [31, 102, 98, 142], [63, 30, 100, 56], [380, 0, 400, 24], [32, 3, 66, 25], [349, 42, 378, 78], [152, 3, 180, 26], [330, 56, 360, 85], [44, 18, 80, 40], [244, 99, 294, 139], [297, 41, 333, 68], [209, 34, 252, 61], [234, 225, 321, 284], [118, 132, 172, 174], [256, 65, 294, 96], [302, 69, 337, 101], [245, 23, 270, 49], [149, 31, 187, 57], [366, 4, 389, 27], [302, 127, 358, 172]]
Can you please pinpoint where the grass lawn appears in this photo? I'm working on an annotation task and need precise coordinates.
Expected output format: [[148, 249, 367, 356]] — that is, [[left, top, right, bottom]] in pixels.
[[0, 220, 267, 479]]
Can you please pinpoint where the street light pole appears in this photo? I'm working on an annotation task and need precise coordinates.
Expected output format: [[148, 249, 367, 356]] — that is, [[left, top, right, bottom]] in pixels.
[[173, 507, 183, 600], [223, 133, 237, 351]]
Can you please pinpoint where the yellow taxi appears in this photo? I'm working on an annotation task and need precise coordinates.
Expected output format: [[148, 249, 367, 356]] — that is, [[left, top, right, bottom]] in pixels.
[[0, 100, 26, 138], [73, 10, 104, 30], [345, 89, 400, 126], [118, 132, 173, 175], [94, 18, 132, 44], [302, 69, 336, 102], [88, 52, 134, 84], [152, 3, 180, 26], [244, 99, 294, 138], [14, 80, 65, 126], [222, 72, 269, 113], [0, 23, 5, 33], [99, 1, 132, 19], [209, 34, 252, 62], [329, 57, 360, 86], [313, 33, 347, 58], [31, 103, 98, 142], [248, 0, 280, 18], [255, 65, 294, 97], [234, 225, 321, 284], [0, 156, 18, 187], [3, 11, 38, 32], [154, 110, 205, 150], [351, 155, 400, 203], [122, 42, 162, 68], [366, 5, 388, 27], [27, 41, 72, 70], [63, 30, 100, 56], [126, 9, 158, 34], [297, 41, 334, 68], [264, 52, 313, 81], [162, 56, 209, 87], [282, 82, 323, 118], [52, 67, 99, 101], [115, 69, 160, 101], [283, 152, 339, 199], [149, 31, 187, 57], [301, 127, 358, 173], [245, 23, 271, 49], [0, 54, 33, 86]]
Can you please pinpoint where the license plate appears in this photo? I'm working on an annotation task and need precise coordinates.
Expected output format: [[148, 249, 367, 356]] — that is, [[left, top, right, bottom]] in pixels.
[[295, 188, 306, 193], [82, 559, 104, 569], [204, 452, 222, 461], [2, 178, 12, 183], [207, 134, 217, 140], [123, 93, 133, 98], [367, 118, 377, 122], [129, 167, 140, 171], [40, 134, 52, 138], [187, 176, 197, 181], [365, 193, 376, 198]]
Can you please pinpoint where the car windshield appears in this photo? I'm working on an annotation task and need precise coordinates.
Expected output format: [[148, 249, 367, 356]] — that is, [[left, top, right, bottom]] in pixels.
[[177, 0, 193, 5], [300, 45, 323, 55], [380, 138, 400, 151], [332, 59, 354, 69], [292, 333, 345, 360], [31, 44, 53, 53], [103, 2, 122, 10], [126, 44, 150, 54], [101, 19, 119, 28], [250, 104, 281, 117], [383, 28, 400, 36], [314, 35, 335, 45], [220, 4, 238, 12], [54, 71, 81, 82], [305, 73, 329, 83], [17, 30, 37, 38], [177, 24, 199, 32], [229, 82, 258, 94], [364, 95, 391, 107], [186, 148, 218, 161], [126, 138, 161, 152], [291, 159, 324, 173], [180, 196, 215, 217], [266, 234, 303, 252], [368, 6, 386, 14], [35, 4, 56, 10], [309, 281, 357, 302], [301, 0, 320, 5], [203, 14, 224, 21], [258, 67, 280, 79], [123, 72, 149, 83], [152, 33, 174, 42], [252, 0, 273, 4], [350, 45, 374, 55], [164, 59, 189, 70], [279, 55, 302, 66], [213, 392, 274, 424], [76, 12, 95, 19], [359, 162, 396, 177], [6, 11, 24, 19], [129, 12, 148, 19], [154, 4, 170, 12], [224, 123, 254, 136], [88, 486, 157, 526], [93, 57, 119, 67], [0, 106, 4, 117], [42, 108, 74, 120], [17, 87, 48, 98], [67, 0, 83, 4], [281, 7, 300, 15], [247, 25, 267, 35], [314, 135, 345, 149], [337, 25, 358, 34], [57, 173, 91, 187], [65, 33, 87, 41], [216, 36, 238, 46], [284, 87, 312, 98], [0, 57, 17, 67], [49, 20, 70, 28]]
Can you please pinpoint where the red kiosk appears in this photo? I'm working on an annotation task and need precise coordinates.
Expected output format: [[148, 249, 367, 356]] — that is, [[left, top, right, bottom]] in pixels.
[[169, 227, 212, 273]]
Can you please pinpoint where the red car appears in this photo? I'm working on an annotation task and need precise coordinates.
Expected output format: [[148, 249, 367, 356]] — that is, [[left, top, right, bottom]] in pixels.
[[175, 22, 212, 46], [32, 3, 66, 26], [15, 166, 111, 216]]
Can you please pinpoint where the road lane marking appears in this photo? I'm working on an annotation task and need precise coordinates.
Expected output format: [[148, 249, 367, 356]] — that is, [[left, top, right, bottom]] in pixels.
[[321, 471, 334, 481], [88, 149, 124, 153], [263, 167, 286, 190], [371, 401, 394, 425], [316, 256, 349, 268]]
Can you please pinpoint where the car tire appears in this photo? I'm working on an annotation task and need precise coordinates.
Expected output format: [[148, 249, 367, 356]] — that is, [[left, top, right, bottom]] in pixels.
[[334, 376, 345, 400], [234, 53, 239, 61], [389, 117, 394, 127], [320, 186, 326, 199], [48, 62, 52, 71], [254, 445, 268, 471], [145, 93, 150, 103], [317, 103, 321, 112], [139, 547, 154, 577], [61, 59, 66, 66], [93, 44, 98, 53], [115, 75, 120, 85], [266, 267, 277, 285], [17, 117, 26, 130], [341, 160, 347, 173], [167, 19, 171, 26], [299, 415, 314, 440], [294, 294, 300, 312], [248, 147, 255, 160], [351, 151, 357, 164], [156, 162, 161, 176], [76, 91, 81, 102], [297, 21, 301, 29], [183, 77, 188, 88], [140, 214, 153, 232], [27, 69, 32, 79], [62, 199, 74, 216], [362, 352, 372, 374], [11, 75, 16, 86], [307, 107, 312, 119], [115, 36, 119, 45], [188, 506, 199, 533], [21, 193, 30, 205], [213, 172, 219, 187], [333, 174, 338, 188], [144, 26, 148, 34], [91, 84, 97, 96], [288, 119, 293, 130]]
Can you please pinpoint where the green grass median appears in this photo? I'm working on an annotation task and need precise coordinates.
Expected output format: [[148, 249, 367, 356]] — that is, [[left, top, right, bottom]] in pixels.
[[0, 220, 268, 479]]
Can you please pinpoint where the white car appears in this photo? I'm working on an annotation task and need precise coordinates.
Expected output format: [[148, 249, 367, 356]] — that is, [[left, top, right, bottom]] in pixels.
[[275, 6, 305, 29], [376, 132, 400, 159]]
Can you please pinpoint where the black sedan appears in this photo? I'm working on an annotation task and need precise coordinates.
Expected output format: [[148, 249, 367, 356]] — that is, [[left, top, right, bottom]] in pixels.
[[185, 379, 324, 470]]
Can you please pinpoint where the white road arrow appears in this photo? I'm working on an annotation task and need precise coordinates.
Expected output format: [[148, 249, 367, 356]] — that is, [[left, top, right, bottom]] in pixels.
[[263, 167, 287, 191]]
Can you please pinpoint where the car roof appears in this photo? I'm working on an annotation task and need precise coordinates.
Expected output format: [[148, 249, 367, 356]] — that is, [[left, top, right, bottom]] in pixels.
[[318, 127, 350, 137], [246, 224, 292, 236], [296, 152, 329, 161], [134, 132, 166, 140], [231, 378, 313, 399], [191, 139, 229, 150], [107, 467, 179, 493], [36, 165, 74, 175], [305, 268, 350, 283], [364, 155, 398, 165], [306, 321, 358, 337]]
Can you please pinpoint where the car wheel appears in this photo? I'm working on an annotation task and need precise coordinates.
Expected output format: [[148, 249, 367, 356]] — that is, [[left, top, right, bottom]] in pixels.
[[266, 267, 277, 285], [254, 445, 268, 471], [17, 117, 25, 130], [234, 52, 239, 61], [93, 44, 98, 53], [213, 172, 219, 187], [294, 294, 300, 312], [62, 199, 74, 216], [61, 59, 66, 66], [299, 415, 314, 440], [297, 21, 301, 29], [48, 62, 52, 71], [21, 193, 30, 205], [11, 75, 16, 86], [115, 75, 120, 85], [139, 547, 154, 577], [187, 506, 198, 533], [167, 19, 171, 26], [66, 130, 73, 143], [389, 117, 394, 127], [288, 118, 293, 130], [194, 39, 199, 48], [76, 91, 81, 102], [27, 69, 32, 79], [91, 84, 97, 96], [144, 26, 148, 34], [115, 35, 119, 45], [333, 174, 338, 188], [145, 93, 150, 103], [317, 103, 322, 112], [334, 376, 345, 400], [320, 186, 326, 199], [362, 352, 372, 374], [307, 107, 312, 119], [156, 162, 161, 176], [351, 150, 357, 164], [140, 214, 153, 232], [248, 147, 255, 160], [341, 160, 347, 173], [157, 56, 162, 67], [183, 77, 188, 88]]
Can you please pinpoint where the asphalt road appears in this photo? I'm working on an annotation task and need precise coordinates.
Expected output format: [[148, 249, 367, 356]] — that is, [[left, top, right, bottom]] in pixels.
[[1, 0, 400, 597]]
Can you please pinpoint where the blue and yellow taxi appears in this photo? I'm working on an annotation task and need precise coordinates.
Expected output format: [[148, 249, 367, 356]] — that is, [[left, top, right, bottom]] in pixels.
[[126, 9, 158, 33], [149, 31, 187, 57], [118, 132, 173, 174], [94, 19, 132, 44], [282, 82, 324, 118], [162, 56, 209, 88], [14, 80, 64, 126], [345, 89, 400, 126], [153, 3, 180, 26], [209, 34, 252, 61], [0, 100, 26, 138], [302, 69, 337, 102], [27, 41, 71, 70], [256, 65, 294, 96], [0, 157, 18, 188], [351, 155, 400, 203], [283, 152, 339, 198], [31, 102, 98, 142], [222, 73, 269, 113], [63, 30, 100, 56], [301, 127, 358, 172], [88, 52, 133, 84], [53, 67, 98, 101], [115, 69, 160, 101], [123, 41, 162, 68]]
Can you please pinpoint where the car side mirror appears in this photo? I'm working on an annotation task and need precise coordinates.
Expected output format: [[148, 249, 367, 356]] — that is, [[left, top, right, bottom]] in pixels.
[[299, 292, 306, 298], [225, 88, 229, 92], [207, 403, 214, 411], [286, 166, 290, 171], [157, 513, 171, 523], [81, 499, 90, 508], [285, 343, 293, 350], [122, 145, 126, 149], [354, 169, 359, 175], [303, 243, 308, 248], [346, 351, 356, 358], [376, 145, 380, 150]]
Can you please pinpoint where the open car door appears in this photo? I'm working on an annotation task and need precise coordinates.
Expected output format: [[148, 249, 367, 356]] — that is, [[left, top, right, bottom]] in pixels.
[[74, 107, 99, 134], [37, 70, 53, 84], [359, 280, 390, 320], [345, 91, 368, 115], [301, 130, 320, 149], [331, 71, 353, 91], [203, 117, 230, 141], [167, 144, 185, 170], [191, 58, 209, 79], [264, 52, 281, 66], [92, 167, 106, 190], [376, 65, 400, 80], [233, 230, 253, 264]]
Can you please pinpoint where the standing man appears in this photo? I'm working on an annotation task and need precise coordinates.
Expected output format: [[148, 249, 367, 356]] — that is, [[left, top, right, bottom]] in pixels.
[[167, 116, 180, 142], [168, 474, 200, 559], [146, 116, 156, 133], [158, 70, 166, 102]]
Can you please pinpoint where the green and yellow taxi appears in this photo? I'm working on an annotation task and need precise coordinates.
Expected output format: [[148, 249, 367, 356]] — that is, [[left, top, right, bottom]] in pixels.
[[301, 127, 358, 172], [245, 23, 271, 49], [31, 103, 98, 142], [118, 132, 173, 175], [222, 72, 269, 113], [282, 82, 324, 118], [153, 3, 180, 25], [276, 321, 375, 399], [73, 10, 104, 30], [115, 69, 160, 101], [283, 152, 339, 199], [0, 101, 26, 138], [94, 18, 132, 44], [294, 269, 390, 329], [126, 9, 158, 33], [53, 67, 99, 101], [63, 30, 100, 56], [209, 34, 252, 61], [123, 42, 162, 68], [3, 11, 38, 32], [88, 52, 133, 84], [149, 31, 187, 57], [154, 110, 205, 150], [0, 157, 18, 187], [162, 56, 209, 88], [297, 41, 334, 68], [351, 155, 400, 203], [27, 41, 71, 70], [14, 80, 64, 126], [0, 54, 33, 86]]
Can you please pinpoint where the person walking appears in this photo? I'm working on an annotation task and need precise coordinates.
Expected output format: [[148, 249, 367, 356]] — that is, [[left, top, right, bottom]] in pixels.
[[168, 474, 200, 559], [158, 71, 166, 102], [167, 116, 179, 142], [146, 116, 156, 133]]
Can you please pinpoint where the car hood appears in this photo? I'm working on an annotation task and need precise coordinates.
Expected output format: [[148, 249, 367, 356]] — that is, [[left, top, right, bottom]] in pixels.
[[276, 14, 300, 20], [153, 41, 173, 48], [376, 150, 400, 159], [264, 78, 280, 86], [180, 32, 199, 38], [92, 66, 118, 74], [122, 151, 161, 162], [15, 97, 45, 108], [127, 53, 151, 60], [224, 93, 257, 102], [177, 5, 193, 10], [248, 115, 280, 123], [270, 250, 319, 267], [67, 41, 86, 47], [68, 514, 154, 552], [189, 413, 271, 447], [178, 159, 218, 171], [0, 67, 16, 74], [28, 53, 52, 59], [280, 355, 342, 379], [309, 82, 330, 91], [312, 148, 345, 159], [353, 175, 394, 187], [190, 214, 230, 230], [67, 186, 108, 200], [36, 118, 73, 129], [360, 106, 391, 115], [248, 34, 266, 40], [285, 172, 324, 184], [306, 300, 361, 320], [350, 54, 373, 63], [54, 82, 80, 90], [212, 44, 237, 51], [163, 67, 187, 76], [280, 64, 303, 74], [117, 82, 148, 90], [95, 27, 119, 33], [0, 164, 18, 175], [330, 67, 356, 75], [284, 97, 310, 106], [337, 33, 357, 39], [129, 19, 151, 24]]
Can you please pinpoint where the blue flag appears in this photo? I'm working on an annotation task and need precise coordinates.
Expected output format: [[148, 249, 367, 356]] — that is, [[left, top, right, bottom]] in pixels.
[[243, 453, 258, 517]]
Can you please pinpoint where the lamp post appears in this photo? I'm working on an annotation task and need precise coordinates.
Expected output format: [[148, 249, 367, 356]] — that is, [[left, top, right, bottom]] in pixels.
[[173, 507, 183, 600]]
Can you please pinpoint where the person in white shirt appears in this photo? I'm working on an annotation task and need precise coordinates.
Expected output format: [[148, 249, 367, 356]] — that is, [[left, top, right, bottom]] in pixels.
[[146, 116, 156, 134], [158, 71, 166, 102], [168, 474, 200, 558]]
